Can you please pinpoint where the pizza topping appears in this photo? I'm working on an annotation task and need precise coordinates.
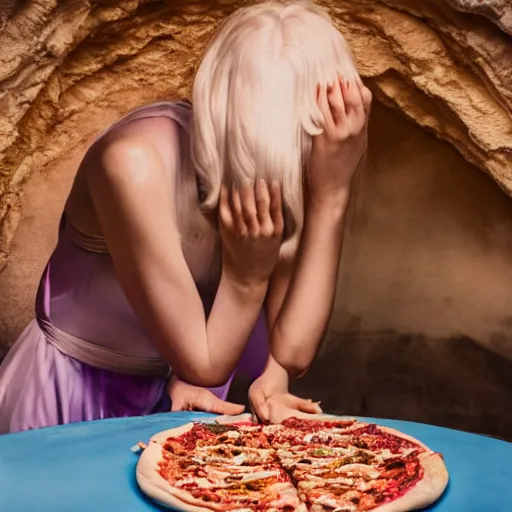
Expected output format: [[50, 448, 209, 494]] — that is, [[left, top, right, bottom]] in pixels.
[[203, 422, 235, 435], [331, 464, 381, 480]]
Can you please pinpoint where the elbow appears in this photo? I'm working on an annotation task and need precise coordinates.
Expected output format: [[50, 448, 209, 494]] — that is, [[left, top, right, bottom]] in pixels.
[[273, 348, 311, 379], [270, 326, 313, 378], [180, 365, 234, 389]]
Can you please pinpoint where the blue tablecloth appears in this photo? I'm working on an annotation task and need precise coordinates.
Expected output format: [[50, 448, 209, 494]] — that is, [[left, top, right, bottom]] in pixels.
[[0, 412, 510, 511]]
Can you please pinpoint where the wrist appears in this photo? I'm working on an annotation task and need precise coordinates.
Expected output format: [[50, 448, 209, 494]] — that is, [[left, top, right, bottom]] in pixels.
[[220, 268, 268, 301], [306, 185, 351, 221], [263, 354, 289, 386], [306, 193, 350, 228]]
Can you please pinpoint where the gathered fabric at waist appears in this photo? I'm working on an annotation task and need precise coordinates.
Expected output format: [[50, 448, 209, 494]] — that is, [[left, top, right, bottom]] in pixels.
[[37, 317, 171, 378]]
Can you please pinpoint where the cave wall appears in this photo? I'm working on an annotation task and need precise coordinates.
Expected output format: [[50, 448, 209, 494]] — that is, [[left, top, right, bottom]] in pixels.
[[1, 0, 511, 270], [0, 0, 511, 437]]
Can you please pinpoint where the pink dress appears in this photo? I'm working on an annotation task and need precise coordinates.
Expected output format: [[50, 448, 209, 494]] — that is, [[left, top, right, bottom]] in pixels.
[[0, 101, 269, 434]]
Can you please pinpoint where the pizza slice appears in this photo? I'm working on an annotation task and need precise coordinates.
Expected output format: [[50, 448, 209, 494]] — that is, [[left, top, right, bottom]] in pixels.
[[136, 414, 305, 511], [264, 411, 449, 512]]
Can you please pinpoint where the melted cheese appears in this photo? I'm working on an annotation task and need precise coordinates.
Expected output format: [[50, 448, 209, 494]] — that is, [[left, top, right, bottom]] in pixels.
[[335, 464, 381, 479]]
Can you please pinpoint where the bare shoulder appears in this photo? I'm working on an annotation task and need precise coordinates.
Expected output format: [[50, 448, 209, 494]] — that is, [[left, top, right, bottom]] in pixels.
[[66, 114, 182, 234], [87, 115, 181, 186]]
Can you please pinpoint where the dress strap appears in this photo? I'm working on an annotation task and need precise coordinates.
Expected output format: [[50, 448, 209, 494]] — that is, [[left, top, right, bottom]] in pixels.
[[65, 219, 110, 254]]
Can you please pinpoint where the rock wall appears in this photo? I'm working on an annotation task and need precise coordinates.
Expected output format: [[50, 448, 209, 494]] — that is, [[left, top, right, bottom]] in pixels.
[[1, 0, 511, 270], [0, 0, 511, 437]]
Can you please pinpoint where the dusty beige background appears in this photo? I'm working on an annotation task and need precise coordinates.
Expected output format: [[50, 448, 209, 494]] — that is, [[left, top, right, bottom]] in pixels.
[[0, 0, 511, 438]]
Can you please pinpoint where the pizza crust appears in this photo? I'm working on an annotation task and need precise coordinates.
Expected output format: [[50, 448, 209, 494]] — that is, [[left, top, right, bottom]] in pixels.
[[372, 425, 431, 452], [212, 412, 254, 425], [372, 451, 449, 511], [136, 439, 218, 511], [267, 401, 351, 424]]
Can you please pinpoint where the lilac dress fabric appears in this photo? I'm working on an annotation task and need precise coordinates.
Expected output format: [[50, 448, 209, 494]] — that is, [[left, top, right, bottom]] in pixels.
[[0, 102, 269, 434]]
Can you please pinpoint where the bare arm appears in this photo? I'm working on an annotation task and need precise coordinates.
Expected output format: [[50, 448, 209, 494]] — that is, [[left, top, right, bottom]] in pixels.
[[248, 251, 327, 420], [86, 135, 267, 387], [268, 74, 371, 377], [268, 196, 349, 376]]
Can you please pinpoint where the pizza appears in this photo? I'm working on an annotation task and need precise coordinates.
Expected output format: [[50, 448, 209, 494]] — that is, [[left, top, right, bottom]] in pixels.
[[135, 413, 448, 512]]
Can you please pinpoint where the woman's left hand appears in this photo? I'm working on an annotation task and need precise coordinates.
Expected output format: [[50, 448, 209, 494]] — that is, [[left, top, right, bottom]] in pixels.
[[308, 74, 372, 204], [248, 359, 321, 422], [168, 375, 245, 415]]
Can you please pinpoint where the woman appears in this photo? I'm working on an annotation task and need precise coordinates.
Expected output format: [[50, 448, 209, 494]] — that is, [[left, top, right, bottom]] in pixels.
[[0, 0, 371, 433]]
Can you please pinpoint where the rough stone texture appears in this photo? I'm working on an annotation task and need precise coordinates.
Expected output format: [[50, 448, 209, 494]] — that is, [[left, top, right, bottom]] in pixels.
[[0, 0, 511, 271], [0, 0, 511, 437], [445, 0, 512, 35]]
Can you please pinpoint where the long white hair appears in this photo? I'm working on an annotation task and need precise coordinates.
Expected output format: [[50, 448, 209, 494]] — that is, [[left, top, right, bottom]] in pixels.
[[191, 0, 359, 256]]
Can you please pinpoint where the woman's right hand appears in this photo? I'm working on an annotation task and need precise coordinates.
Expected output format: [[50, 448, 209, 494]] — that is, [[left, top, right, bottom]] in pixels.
[[219, 179, 284, 287], [168, 375, 245, 415]]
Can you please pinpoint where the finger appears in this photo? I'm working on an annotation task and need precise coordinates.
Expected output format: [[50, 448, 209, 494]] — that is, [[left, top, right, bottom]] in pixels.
[[361, 86, 372, 116], [218, 185, 233, 230], [341, 77, 365, 121], [170, 399, 186, 412], [355, 74, 372, 113], [316, 83, 335, 133], [327, 74, 346, 124], [250, 387, 270, 422], [240, 186, 259, 236], [268, 181, 284, 237], [255, 179, 273, 235], [202, 395, 246, 415], [283, 394, 323, 414], [231, 187, 248, 237]]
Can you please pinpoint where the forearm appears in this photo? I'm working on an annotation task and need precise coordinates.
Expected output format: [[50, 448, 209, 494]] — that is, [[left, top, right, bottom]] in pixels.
[[119, 258, 267, 388], [270, 193, 350, 376], [204, 272, 268, 382]]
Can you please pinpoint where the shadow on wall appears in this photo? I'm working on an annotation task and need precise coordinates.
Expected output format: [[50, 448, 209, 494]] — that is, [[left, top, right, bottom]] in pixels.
[[333, 105, 512, 365], [291, 333, 512, 441]]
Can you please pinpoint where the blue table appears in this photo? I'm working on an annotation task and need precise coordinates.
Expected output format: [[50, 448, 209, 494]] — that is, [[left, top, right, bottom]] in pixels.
[[0, 413, 510, 511]]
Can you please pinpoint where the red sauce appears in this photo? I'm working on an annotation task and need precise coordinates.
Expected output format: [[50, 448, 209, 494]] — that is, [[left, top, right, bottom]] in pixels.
[[378, 457, 424, 503], [348, 424, 423, 454]]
